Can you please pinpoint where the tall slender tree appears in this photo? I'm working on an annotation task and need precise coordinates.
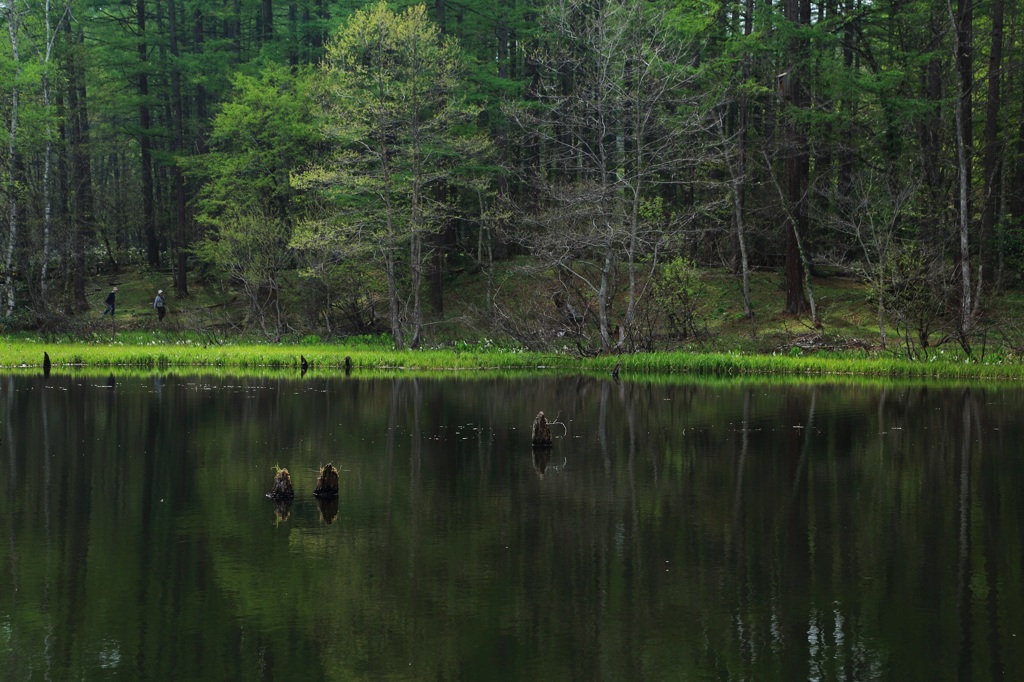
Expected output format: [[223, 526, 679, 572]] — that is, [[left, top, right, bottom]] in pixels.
[[781, 0, 810, 317], [137, 0, 159, 266], [64, 9, 93, 314], [168, 0, 188, 296], [3, 1, 24, 317]]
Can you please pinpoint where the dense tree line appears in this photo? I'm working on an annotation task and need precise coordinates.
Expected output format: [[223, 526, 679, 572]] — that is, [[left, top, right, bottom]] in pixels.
[[1, 0, 1022, 352]]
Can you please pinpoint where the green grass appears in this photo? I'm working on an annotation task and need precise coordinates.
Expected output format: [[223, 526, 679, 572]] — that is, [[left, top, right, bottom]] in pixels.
[[3, 337, 567, 371], [600, 350, 1024, 381], [6, 336, 1024, 382]]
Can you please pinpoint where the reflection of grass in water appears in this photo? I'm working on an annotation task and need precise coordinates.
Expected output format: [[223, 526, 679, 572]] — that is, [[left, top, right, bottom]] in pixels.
[[588, 351, 1024, 382], [10, 366, 1020, 392], [3, 338, 1024, 382]]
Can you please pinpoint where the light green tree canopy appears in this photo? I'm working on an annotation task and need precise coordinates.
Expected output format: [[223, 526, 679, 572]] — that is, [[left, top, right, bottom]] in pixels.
[[293, 1, 491, 349]]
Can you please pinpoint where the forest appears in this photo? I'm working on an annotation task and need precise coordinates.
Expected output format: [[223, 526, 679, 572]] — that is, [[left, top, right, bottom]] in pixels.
[[1, 0, 1022, 355]]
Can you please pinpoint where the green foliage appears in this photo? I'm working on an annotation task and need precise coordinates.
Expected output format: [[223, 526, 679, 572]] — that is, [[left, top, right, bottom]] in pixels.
[[287, 250, 391, 338], [870, 243, 951, 350], [655, 257, 709, 340], [188, 63, 318, 223], [307, 0, 491, 212], [296, 0, 492, 348], [999, 216, 1024, 287], [0, 0, 1020, 355], [194, 207, 294, 334]]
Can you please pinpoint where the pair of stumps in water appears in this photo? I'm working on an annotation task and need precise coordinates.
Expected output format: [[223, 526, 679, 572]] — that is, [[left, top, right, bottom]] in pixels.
[[268, 412, 552, 501], [267, 463, 338, 501]]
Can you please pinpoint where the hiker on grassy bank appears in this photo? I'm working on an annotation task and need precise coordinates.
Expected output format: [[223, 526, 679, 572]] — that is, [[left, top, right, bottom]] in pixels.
[[101, 287, 117, 317], [154, 290, 166, 321]]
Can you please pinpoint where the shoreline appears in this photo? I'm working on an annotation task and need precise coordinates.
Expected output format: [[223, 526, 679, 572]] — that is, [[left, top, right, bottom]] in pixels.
[[4, 339, 1023, 382]]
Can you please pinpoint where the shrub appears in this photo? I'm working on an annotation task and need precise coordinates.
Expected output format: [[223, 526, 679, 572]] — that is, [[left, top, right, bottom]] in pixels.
[[655, 257, 709, 341]]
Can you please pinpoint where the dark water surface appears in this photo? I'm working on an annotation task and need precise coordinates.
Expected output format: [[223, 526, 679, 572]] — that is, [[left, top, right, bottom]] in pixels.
[[2, 372, 1024, 681]]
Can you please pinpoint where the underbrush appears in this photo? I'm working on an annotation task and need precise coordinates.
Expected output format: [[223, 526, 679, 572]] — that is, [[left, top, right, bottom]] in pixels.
[[6, 261, 1024, 374]]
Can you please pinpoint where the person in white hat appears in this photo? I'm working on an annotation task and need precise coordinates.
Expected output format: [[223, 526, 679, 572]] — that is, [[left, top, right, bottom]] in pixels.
[[154, 289, 166, 321]]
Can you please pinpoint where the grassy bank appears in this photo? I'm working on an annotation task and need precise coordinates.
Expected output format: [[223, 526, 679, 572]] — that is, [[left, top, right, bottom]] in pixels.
[[5, 336, 1024, 382], [7, 259, 1024, 382], [14, 259, 928, 351]]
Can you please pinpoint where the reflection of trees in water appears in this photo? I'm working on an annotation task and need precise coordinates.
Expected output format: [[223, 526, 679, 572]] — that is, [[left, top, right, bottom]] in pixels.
[[5, 376, 1024, 678], [957, 390, 973, 680], [5, 378, 24, 677]]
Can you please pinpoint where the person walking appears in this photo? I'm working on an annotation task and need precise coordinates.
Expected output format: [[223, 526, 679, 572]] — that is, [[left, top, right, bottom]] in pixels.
[[101, 287, 117, 317], [154, 289, 166, 321]]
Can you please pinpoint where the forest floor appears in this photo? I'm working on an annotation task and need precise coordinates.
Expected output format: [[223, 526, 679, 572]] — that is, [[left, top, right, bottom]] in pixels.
[[69, 259, 1024, 362]]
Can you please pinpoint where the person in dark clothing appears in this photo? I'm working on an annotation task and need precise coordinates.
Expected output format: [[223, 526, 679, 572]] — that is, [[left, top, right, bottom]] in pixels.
[[154, 290, 166, 321], [101, 287, 117, 317]]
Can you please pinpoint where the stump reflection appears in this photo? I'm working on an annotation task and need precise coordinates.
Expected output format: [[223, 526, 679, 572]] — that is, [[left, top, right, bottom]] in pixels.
[[272, 497, 293, 522], [533, 448, 551, 478], [316, 496, 339, 524]]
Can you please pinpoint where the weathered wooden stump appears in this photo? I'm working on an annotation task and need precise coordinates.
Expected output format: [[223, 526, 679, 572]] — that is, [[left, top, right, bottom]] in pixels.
[[314, 463, 340, 498], [531, 411, 553, 448], [267, 467, 295, 500]]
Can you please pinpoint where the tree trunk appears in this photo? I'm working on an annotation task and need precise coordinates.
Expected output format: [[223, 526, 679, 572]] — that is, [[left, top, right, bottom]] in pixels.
[[950, 0, 974, 333], [385, 238, 404, 350], [429, 182, 448, 316], [409, 194, 423, 348], [169, 0, 188, 297], [66, 20, 94, 314], [4, 7, 22, 318], [434, 0, 445, 32], [979, 0, 1003, 290], [783, 0, 809, 315], [598, 245, 614, 353], [193, 6, 208, 154], [232, 0, 242, 59], [32, 0, 67, 311], [288, 2, 297, 65], [737, 0, 753, 319], [1011, 65, 1024, 234], [262, 0, 273, 44], [784, 156, 809, 315], [138, 0, 159, 266]]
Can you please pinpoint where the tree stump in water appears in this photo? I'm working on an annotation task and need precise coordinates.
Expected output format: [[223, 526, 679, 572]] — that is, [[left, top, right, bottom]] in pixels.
[[314, 463, 340, 498], [267, 467, 295, 500], [531, 411, 553, 448]]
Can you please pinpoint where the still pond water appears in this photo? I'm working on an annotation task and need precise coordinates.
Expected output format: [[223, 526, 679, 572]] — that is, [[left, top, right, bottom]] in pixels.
[[2, 372, 1024, 681]]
